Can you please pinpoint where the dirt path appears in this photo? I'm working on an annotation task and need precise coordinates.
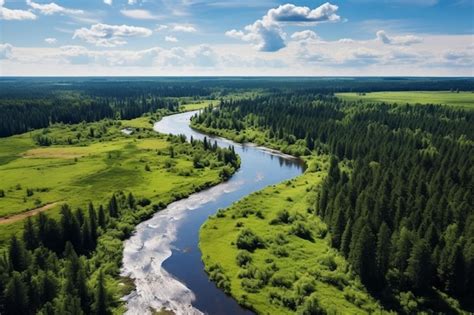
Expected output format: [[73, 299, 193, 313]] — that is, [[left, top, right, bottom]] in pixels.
[[0, 202, 60, 225]]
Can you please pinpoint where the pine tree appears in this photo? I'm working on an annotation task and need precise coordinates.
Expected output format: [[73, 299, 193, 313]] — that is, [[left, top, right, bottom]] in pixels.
[[23, 216, 39, 250], [4, 272, 29, 315], [8, 235, 28, 272], [98, 205, 107, 228], [93, 269, 110, 315], [375, 222, 391, 284], [88, 202, 98, 242], [406, 239, 433, 291], [127, 192, 136, 210], [351, 226, 377, 289], [108, 195, 119, 218]]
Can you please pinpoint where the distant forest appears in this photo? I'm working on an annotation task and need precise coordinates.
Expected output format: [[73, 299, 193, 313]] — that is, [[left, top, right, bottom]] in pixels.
[[0, 77, 472, 137], [193, 92, 474, 312]]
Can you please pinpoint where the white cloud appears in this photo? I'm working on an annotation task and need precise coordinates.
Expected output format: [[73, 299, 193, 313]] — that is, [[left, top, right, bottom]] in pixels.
[[266, 2, 340, 24], [121, 9, 159, 20], [73, 23, 152, 47], [104, 0, 112, 5], [172, 24, 197, 32], [27, 0, 83, 16], [165, 36, 178, 42], [45, 37, 57, 44], [226, 2, 340, 52], [226, 21, 286, 52], [155, 24, 168, 31], [0, 1, 36, 20], [128, 0, 138, 4], [0, 43, 13, 59], [376, 30, 423, 46], [291, 30, 320, 41]]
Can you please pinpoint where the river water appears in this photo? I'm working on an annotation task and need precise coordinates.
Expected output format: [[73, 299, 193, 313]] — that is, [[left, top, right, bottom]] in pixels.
[[121, 111, 304, 315]]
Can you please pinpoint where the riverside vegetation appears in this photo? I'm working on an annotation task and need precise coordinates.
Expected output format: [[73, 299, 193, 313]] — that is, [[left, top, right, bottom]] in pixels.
[[0, 81, 240, 314], [0, 77, 472, 315], [194, 91, 473, 314]]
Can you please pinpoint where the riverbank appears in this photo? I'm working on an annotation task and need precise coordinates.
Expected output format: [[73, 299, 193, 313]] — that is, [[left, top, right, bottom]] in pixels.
[[120, 110, 305, 314], [199, 157, 385, 314]]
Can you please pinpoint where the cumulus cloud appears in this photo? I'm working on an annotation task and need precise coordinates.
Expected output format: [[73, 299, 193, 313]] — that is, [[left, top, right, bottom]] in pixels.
[[0, 43, 13, 59], [226, 21, 285, 52], [291, 30, 320, 41], [27, 0, 83, 16], [121, 9, 159, 20], [73, 23, 152, 47], [266, 2, 340, 24], [165, 36, 178, 42], [103, 0, 112, 5], [376, 30, 423, 46], [45, 37, 57, 44], [172, 24, 197, 32], [53, 44, 218, 68], [0, 0, 36, 20], [226, 2, 340, 52]]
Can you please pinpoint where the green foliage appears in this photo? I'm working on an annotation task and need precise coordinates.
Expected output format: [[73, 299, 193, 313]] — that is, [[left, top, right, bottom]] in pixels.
[[195, 90, 473, 313], [236, 229, 265, 252]]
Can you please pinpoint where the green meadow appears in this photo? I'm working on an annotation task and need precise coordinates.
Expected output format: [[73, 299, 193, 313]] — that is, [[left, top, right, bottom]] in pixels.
[[200, 157, 385, 314], [0, 115, 225, 248], [336, 91, 474, 109]]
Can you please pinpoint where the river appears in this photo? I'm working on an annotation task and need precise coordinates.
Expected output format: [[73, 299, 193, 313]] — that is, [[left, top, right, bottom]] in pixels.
[[121, 110, 305, 315]]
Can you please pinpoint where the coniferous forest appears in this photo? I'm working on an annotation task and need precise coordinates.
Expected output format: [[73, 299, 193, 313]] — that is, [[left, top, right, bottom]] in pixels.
[[0, 77, 473, 314], [192, 91, 474, 312]]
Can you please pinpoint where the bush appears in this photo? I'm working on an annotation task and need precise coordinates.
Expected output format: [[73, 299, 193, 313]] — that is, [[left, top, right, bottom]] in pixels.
[[0, 189, 4, 198], [270, 274, 293, 289], [290, 222, 313, 241], [270, 209, 291, 225], [207, 264, 231, 294], [236, 229, 265, 252], [219, 165, 234, 180], [299, 294, 327, 315], [236, 250, 252, 267], [295, 277, 316, 297], [137, 198, 151, 207]]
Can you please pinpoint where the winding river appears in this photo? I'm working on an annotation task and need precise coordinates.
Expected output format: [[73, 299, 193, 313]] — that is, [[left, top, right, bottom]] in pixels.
[[121, 111, 305, 315]]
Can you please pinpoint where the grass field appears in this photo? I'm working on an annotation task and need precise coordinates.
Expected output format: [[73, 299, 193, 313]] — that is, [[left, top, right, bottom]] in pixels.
[[336, 91, 474, 109], [0, 116, 225, 248], [181, 99, 219, 111], [200, 157, 385, 314]]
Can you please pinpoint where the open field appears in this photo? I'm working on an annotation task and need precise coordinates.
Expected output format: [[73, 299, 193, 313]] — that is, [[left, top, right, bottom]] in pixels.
[[336, 91, 474, 109], [0, 116, 225, 248], [200, 157, 385, 314]]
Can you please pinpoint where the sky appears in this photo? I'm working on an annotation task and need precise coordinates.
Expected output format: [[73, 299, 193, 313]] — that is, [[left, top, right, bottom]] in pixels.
[[0, 0, 473, 76]]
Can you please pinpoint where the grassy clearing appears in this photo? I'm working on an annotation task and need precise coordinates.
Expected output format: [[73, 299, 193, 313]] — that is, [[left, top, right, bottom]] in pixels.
[[181, 99, 219, 111], [336, 91, 474, 109], [200, 157, 385, 314], [0, 116, 227, 248]]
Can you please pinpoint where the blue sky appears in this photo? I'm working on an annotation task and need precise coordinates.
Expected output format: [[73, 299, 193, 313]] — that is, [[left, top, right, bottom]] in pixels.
[[0, 0, 473, 75]]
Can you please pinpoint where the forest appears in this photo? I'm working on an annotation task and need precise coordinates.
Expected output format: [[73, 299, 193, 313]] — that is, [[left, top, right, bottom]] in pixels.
[[0, 77, 472, 314], [0, 132, 239, 314], [193, 91, 473, 313]]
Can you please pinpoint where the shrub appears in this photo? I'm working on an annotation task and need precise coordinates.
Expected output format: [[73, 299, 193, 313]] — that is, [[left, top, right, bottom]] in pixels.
[[0, 189, 4, 198], [270, 209, 291, 225], [270, 274, 293, 289], [295, 277, 316, 297], [290, 222, 313, 241], [137, 198, 151, 207], [236, 229, 265, 252], [236, 250, 252, 267], [299, 294, 327, 315], [241, 278, 262, 293]]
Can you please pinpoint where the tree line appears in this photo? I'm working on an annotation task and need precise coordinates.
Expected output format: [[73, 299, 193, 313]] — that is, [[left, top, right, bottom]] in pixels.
[[193, 93, 473, 312], [0, 96, 179, 137]]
